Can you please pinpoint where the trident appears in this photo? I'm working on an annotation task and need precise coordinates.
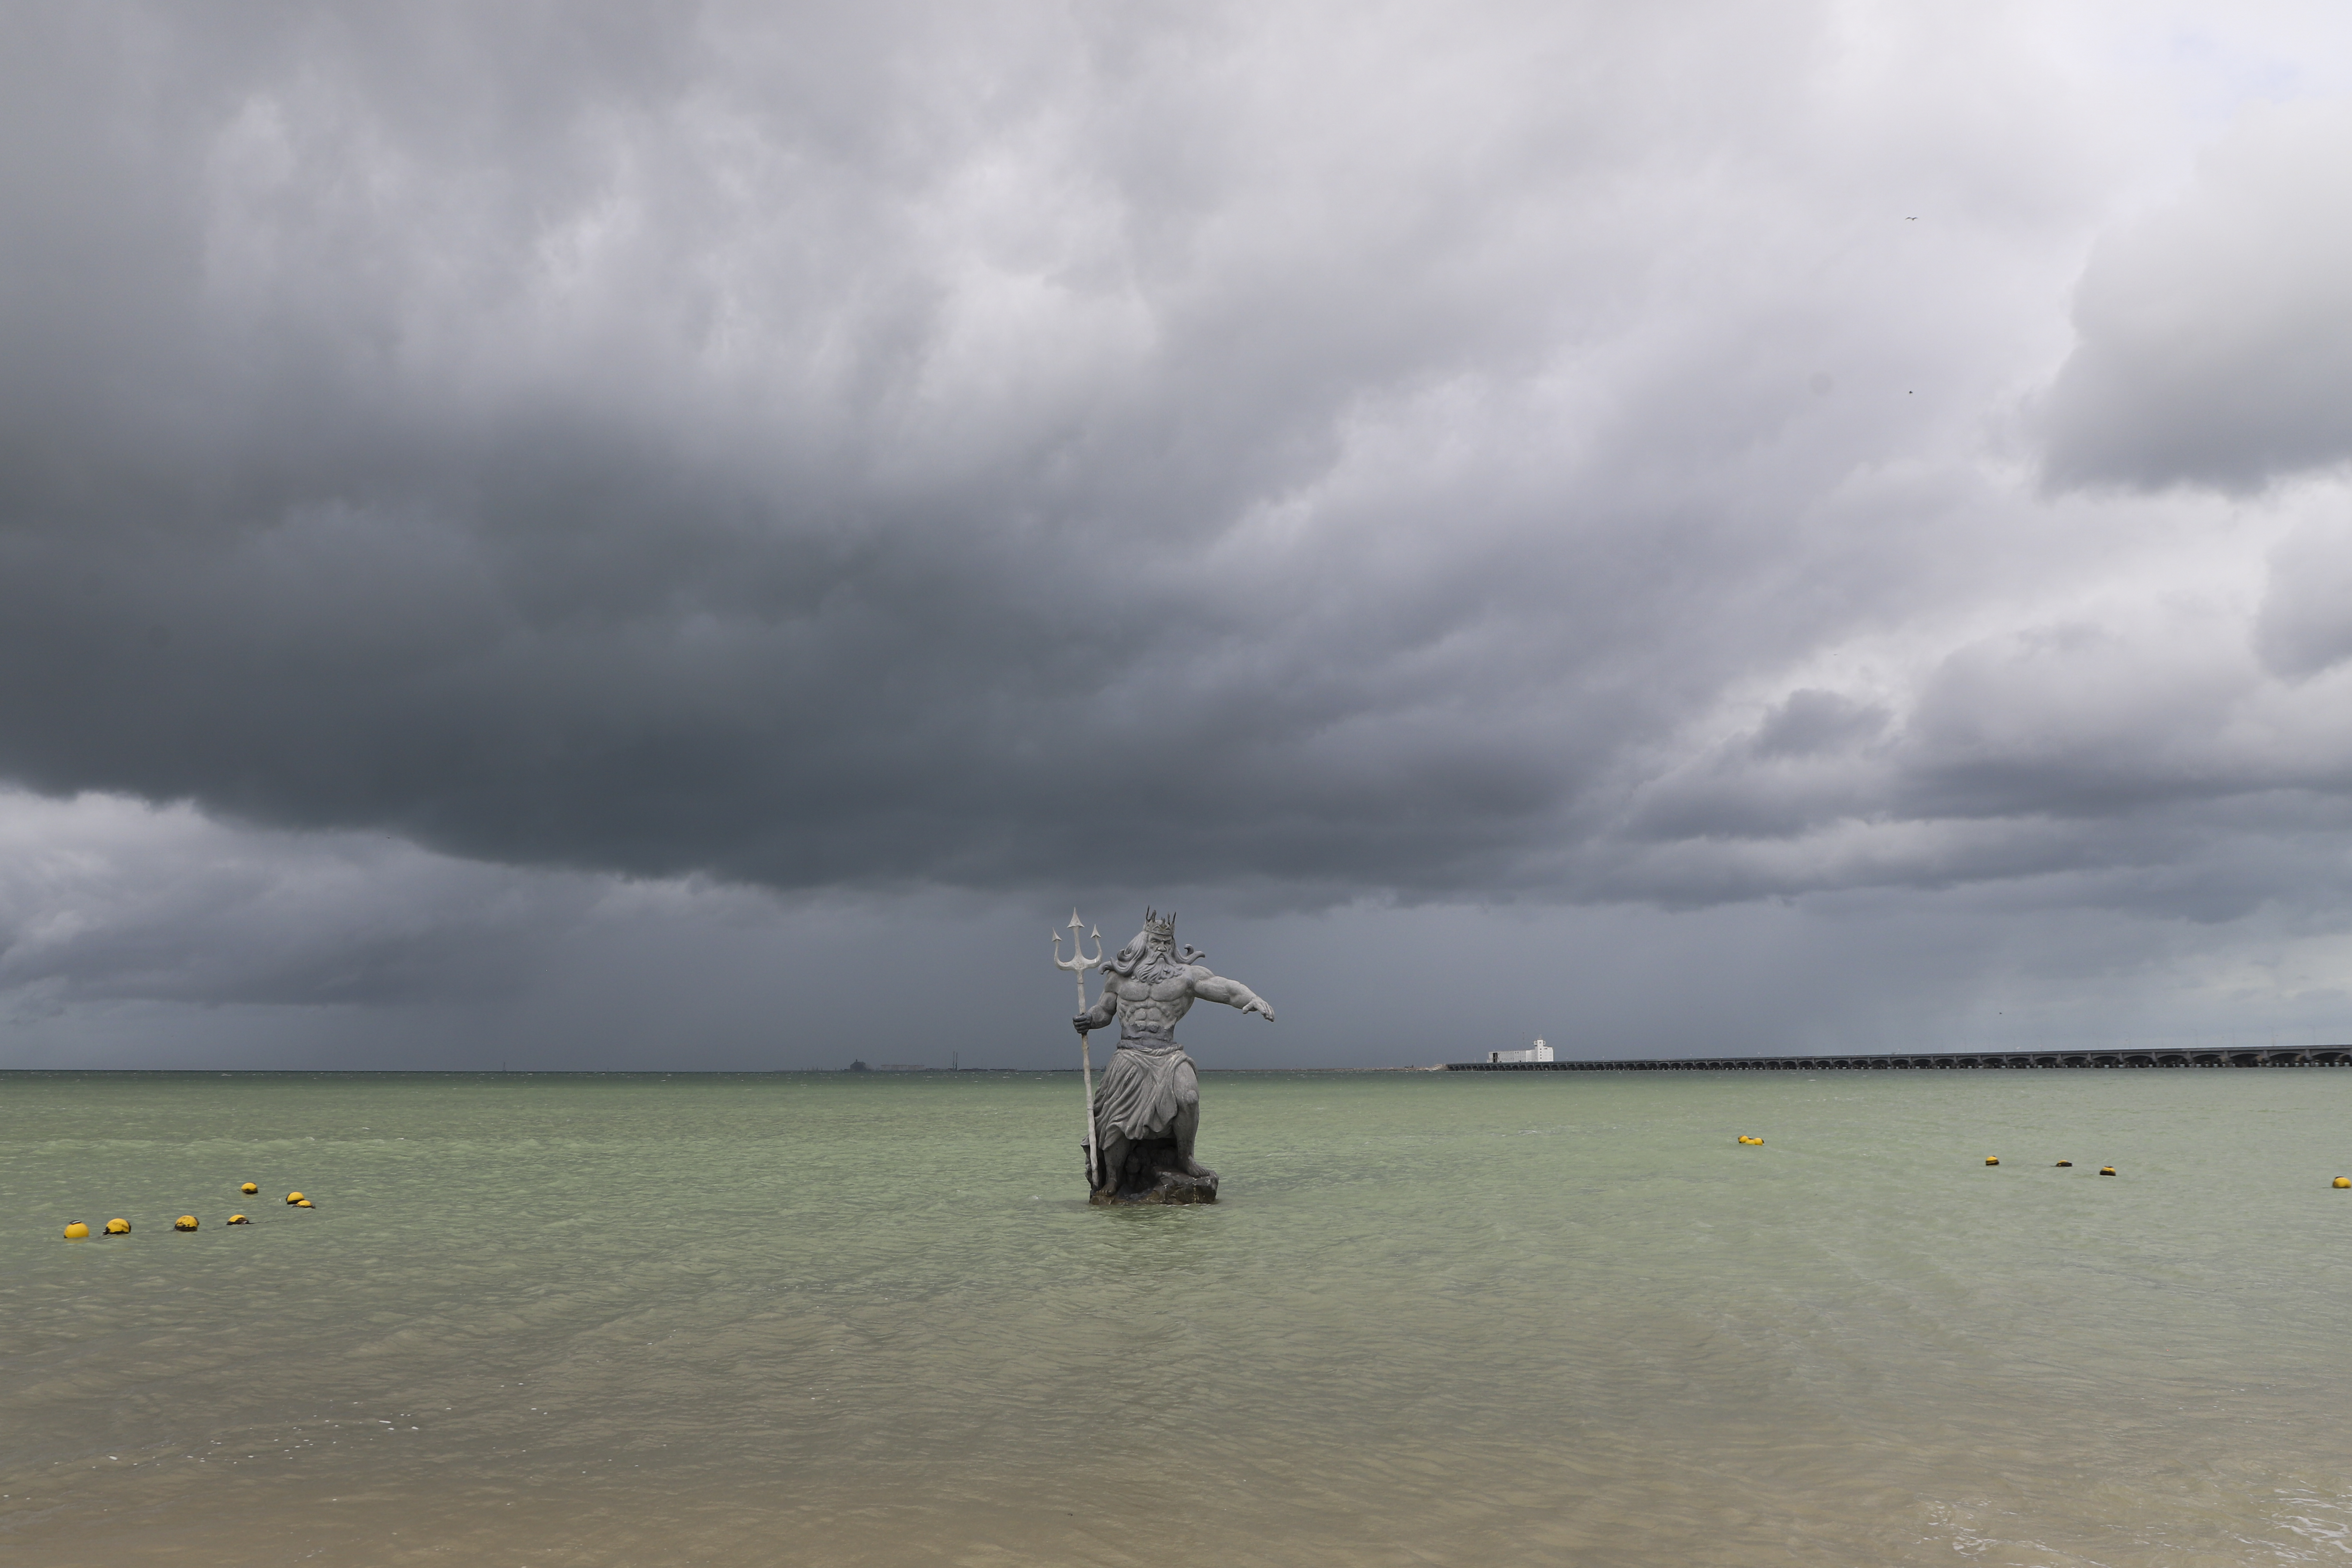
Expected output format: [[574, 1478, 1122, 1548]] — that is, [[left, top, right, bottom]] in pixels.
[[1053, 910, 1104, 1189]]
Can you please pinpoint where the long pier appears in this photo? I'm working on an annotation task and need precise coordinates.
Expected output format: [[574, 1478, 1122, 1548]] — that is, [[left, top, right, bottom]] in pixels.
[[1448, 1047, 2352, 1072]]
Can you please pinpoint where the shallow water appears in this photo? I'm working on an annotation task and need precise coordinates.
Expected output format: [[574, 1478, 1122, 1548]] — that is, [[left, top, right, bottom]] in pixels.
[[5, 1068, 2352, 1566]]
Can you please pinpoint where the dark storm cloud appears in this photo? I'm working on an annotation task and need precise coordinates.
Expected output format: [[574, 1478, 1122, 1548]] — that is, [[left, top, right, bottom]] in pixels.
[[15, 791, 2352, 1070], [0, 795, 567, 1011], [4, 0, 2352, 970], [0, 0, 1692, 896]]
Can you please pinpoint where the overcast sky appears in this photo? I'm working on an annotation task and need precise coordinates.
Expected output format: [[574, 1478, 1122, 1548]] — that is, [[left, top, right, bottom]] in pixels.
[[6, 1, 2352, 1069]]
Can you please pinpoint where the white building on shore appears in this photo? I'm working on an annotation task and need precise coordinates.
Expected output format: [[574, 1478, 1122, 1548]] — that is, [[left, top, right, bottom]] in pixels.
[[1486, 1038, 1554, 1065]]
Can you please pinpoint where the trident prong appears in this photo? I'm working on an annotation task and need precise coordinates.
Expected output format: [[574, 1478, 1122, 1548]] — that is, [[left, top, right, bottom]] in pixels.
[[1052, 909, 1101, 978]]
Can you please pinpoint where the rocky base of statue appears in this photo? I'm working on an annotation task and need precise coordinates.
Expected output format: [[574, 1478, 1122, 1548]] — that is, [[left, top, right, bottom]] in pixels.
[[1088, 1136, 1219, 1205]]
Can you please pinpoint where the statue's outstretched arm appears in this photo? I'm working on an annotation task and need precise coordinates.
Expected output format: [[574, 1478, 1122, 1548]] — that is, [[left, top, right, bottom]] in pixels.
[[1191, 972, 1274, 1020]]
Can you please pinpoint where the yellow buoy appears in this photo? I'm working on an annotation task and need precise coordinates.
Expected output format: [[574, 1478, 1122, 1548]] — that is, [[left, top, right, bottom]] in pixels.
[[2055, 1161, 2072, 1168], [2098, 1167, 2116, 1177], [295, 1198, 314, 1208], [174, 1214, 199, 1231], [240, 1183, 258, 1195], [2335, 1177, 2350, 1189], [1985, 1156, 1999, 1166], [63, 1221, 90, 1240], [284, 1191, 304, 1205], [104, 1217, 131, 1235], [228, 1214, 251, 1225]]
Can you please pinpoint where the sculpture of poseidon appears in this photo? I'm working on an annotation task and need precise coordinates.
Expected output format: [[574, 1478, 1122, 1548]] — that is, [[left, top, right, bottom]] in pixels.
[[1073, 909, 1273, 1201]]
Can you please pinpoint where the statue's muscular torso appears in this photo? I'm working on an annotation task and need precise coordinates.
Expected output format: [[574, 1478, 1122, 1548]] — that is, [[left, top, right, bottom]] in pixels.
[[1105, 959, 1207, 1044]]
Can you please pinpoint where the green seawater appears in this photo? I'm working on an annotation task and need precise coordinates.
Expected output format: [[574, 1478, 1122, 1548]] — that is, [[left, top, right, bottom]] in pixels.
[[6, 1068, 2352, 1566]]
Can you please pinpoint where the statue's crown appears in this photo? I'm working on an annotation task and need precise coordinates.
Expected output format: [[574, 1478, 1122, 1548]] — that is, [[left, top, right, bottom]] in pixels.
[[1144, 907, 1176, 944]]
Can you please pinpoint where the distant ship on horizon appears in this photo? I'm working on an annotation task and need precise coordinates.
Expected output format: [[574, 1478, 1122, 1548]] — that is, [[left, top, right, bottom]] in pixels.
[[1486, 1038, 1554, 1065]]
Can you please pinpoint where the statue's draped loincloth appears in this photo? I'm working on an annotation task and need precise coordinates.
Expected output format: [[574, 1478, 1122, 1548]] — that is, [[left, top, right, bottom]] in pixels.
[[1091, 1042, 1198, 1143]]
